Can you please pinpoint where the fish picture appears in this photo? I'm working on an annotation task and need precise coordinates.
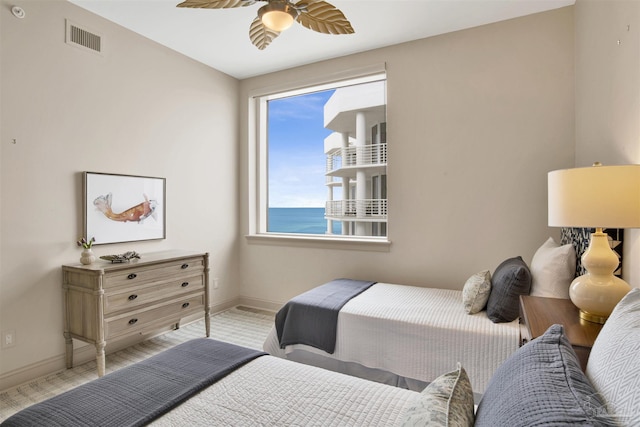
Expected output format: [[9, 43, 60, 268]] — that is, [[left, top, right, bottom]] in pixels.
[[93, 193, 158, 223], [84, 172, 166, 245]]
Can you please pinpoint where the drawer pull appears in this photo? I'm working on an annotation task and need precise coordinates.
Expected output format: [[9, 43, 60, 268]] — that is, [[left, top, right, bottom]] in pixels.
[[181, 302, 190, 309], [128, 294, 138, 301], [127, 273, 137, 280], [181, 282, 189, 288], [128, 318, 138, 325], [181, 264, 189, 269]]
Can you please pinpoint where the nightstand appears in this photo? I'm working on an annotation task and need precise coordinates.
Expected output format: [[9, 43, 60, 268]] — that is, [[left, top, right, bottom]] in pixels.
[[519, 295, 603, 372]]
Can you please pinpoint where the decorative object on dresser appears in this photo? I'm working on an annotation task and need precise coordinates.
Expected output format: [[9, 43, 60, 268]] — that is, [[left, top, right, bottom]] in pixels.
[[100, 251, 141, 263], [62, 250, 210, 377], [519, 295, 603, 371], [83, 172, 166, 245], [548, 163, 640, 324], [76, 236, 96, 265]]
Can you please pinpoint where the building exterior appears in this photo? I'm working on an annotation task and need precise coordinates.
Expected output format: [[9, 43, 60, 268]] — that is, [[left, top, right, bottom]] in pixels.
[[323, 81, 387, 237]]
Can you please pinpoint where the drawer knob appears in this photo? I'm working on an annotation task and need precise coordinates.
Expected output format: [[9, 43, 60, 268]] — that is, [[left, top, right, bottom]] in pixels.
[[181, 282, 189, 287], [181, 264, 189, 269], [128, 294, 138, 301], [128, 318, 138, 325], [181, 302, 190, 309], [127, 273, 137, 280]]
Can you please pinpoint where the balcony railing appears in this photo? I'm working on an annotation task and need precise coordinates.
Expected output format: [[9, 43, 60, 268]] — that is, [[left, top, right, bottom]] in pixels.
[[326, 143, 387, 173], [325, 199, 388, 220]]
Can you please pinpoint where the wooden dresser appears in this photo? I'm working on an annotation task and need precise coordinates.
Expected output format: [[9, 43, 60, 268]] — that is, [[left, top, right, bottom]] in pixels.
[[62, 250, 210, 376]]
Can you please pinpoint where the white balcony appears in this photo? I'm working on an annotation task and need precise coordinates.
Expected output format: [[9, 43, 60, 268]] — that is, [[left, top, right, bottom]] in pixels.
[[325, 199, 388, 221], [326, 144, 387, 177]]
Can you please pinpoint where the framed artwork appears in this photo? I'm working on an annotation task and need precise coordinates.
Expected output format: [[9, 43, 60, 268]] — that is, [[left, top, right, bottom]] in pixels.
[[83, 172, 166, 245]]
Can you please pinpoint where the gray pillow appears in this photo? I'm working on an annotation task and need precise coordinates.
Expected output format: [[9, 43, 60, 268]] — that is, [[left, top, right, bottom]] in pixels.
[[475, 324, 614, 427], [486, 256, 531, 322]]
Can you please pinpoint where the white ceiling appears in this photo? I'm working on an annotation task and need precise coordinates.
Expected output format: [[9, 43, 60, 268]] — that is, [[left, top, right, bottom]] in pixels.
[[68, 0, 575, 79]]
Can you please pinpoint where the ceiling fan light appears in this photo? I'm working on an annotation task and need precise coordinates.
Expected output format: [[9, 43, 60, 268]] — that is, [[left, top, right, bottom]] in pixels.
[[258, 2, 297, 32]]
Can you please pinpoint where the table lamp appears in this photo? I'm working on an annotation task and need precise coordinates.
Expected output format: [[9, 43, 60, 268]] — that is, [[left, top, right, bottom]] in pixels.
[[548, 163, 640, 324]]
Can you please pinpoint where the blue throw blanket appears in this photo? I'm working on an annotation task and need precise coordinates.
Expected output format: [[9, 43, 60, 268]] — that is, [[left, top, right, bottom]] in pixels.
[[275, 278, 376, 354], [2, 339, 266, 427]]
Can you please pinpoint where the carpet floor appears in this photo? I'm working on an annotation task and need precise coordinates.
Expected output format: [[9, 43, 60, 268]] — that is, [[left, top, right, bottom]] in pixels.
[[0, 306, 275, 422]]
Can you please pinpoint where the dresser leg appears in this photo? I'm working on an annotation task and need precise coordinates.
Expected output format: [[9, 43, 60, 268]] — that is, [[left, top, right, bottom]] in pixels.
[[64, 332, 73, 369], [96, 342, 106, 377]]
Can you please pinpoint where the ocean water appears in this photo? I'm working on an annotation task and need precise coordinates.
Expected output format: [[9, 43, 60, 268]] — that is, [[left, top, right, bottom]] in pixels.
[[268, 207, 341, 234]]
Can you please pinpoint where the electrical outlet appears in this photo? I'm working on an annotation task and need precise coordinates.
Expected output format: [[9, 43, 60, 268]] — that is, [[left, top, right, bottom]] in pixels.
[[213, 278, 219, 290], [2, 330, 16, 349]]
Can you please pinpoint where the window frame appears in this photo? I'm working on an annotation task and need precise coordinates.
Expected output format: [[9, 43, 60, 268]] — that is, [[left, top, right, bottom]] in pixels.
[[246, 64, 390, 250]]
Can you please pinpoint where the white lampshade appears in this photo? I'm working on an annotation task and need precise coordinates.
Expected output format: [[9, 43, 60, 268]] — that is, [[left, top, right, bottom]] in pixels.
[[548, 164, 640, 229], [547, 163, 640, 323]]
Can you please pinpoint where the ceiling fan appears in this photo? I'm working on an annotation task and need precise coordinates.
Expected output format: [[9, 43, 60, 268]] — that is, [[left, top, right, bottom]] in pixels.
[[176, 0, 354, 50]]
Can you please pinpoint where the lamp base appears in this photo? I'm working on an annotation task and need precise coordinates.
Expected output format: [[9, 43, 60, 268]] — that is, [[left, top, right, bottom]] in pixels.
[[578, 309, 608, 325], [569, 230, 630, 325]]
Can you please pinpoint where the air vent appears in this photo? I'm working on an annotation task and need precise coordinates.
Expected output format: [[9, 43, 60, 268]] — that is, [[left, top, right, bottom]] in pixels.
[[65, 19, 103, 55]]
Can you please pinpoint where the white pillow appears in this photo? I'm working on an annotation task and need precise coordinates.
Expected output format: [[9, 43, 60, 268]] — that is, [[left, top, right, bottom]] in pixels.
[[462, 270, 491, 314], [529, 237, 576, 299], [586, 288, 640, 425]]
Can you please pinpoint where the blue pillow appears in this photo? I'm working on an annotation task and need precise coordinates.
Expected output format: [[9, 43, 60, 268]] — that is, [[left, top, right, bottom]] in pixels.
[[486, 256, 531, 322], [475, 324, 614, 426]]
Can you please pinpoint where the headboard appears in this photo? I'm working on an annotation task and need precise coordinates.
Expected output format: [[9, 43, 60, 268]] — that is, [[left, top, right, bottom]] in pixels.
[[560, 228, 624, 278]]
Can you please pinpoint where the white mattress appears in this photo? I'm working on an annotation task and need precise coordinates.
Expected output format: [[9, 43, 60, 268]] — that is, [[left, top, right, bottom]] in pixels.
[[151, 355, 424, 426], [264, 283, 521, 394]]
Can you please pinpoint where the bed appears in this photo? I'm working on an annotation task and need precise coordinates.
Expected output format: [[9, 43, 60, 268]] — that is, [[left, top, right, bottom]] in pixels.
[[263, 235, 604, 398], [263, 255, 534, 397], [264, 281, 522, 397], [4, 288, 639, 426]]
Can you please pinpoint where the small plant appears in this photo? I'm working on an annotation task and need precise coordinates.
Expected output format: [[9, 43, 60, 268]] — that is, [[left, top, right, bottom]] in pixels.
[[77, 237, 96, 249]]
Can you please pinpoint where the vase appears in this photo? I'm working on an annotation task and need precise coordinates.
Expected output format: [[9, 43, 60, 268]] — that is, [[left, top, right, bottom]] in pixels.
[[80, 248, 96, 265]]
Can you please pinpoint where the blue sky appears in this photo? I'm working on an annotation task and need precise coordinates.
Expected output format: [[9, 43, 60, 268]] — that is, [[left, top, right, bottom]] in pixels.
[[268, 89, 335, 207]]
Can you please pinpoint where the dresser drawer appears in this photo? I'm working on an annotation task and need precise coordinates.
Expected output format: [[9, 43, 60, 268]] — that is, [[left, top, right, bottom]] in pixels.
[[104, 275, 204, 315], [103, 257, 205, 289], [105, 293, 204, 340]]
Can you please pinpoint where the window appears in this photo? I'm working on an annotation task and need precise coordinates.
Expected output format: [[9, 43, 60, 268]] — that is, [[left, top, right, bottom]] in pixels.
[[249, 68, 388, 242]]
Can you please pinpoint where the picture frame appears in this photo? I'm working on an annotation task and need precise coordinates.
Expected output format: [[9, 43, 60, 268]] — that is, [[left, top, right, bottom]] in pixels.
[[83, 172, 166, 245]]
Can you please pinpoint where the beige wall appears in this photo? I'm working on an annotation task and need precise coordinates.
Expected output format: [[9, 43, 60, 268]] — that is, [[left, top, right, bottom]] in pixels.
[[0, 0, 240, 385], [238, 7, 576, 306], [574, 0, 640, 286]]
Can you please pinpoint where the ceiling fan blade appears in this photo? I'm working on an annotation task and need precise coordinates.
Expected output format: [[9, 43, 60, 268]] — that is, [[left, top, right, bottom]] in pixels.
[[295, 0, 354, 35], [176, 0, 257, 9], [249, 16, 280, 50]]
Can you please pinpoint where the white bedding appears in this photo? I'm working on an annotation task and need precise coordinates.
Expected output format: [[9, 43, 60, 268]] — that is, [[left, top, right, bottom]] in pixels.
[[264, 283, 521, 394], [151, 355, 424, 426]]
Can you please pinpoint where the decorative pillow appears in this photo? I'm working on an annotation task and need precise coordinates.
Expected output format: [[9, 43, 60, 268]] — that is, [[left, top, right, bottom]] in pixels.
[[486, 256, 532, 323], [586, 288, 640, 426], [529, 237, 576, 299], [475, 324, 613, 426], [462, 270, 491, 314], [401, 363, 474, 427]]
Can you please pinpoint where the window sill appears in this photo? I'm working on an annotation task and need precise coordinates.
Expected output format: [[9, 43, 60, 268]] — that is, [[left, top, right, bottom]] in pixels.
[[245, 233, 391, 252]]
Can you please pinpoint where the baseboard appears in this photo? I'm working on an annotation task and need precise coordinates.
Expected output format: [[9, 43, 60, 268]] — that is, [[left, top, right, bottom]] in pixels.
[[0, 299, 243, 392], [237, 295, 282, 312], [0, 335, 141, 391]]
